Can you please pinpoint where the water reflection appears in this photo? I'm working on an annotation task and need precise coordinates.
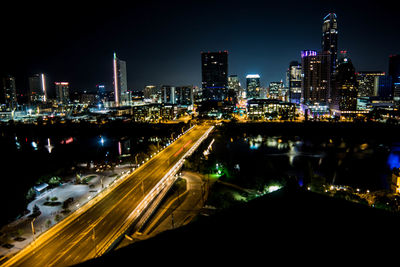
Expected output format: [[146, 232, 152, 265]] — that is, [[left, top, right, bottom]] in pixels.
[[242, 135, 390, 190]]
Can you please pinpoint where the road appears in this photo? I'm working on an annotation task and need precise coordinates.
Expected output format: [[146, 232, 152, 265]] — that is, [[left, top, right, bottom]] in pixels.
[[2, 124, 212, 267], [143, 171, 206, 236]]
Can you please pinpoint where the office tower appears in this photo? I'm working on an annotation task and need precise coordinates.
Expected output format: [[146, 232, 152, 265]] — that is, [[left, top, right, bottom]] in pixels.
[[268, 81, 284, 100], [286, 61, 302, 103], [175, 86, 194, 106], [378, 75, 393, 98], [161, 85, 176, 104], [356, 71, 385, 97], [201, 51, 228, 101], [301, 50, 331, 104], [389, 54, 400, 100], [228, 75, 243, 97], [331, 55, 358, 113], [29, 73, 47, 103], [246, 74, 261, 99], [97, 84, 106, 95], [0, 75, 17, 110], [55, 82, 70, 104], [322, 13, 338, 74], [113, 52, 128, 106]]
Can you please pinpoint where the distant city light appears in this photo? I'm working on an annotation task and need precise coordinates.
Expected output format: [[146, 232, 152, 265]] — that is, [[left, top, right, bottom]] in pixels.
[[41, 73, 47, 102], [246, 74, 260, 79]]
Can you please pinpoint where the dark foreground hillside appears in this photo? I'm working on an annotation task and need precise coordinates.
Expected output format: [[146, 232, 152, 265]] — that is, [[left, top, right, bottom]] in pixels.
[[79, 185, 400, 266]]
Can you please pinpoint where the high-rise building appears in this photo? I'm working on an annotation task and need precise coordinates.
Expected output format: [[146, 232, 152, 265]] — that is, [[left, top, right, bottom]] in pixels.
[[330, 55, 358, 114], [356, 71, 385, 97], [201, 51, 228, 101], [175, 86, 194, 106], [29, 73, 47, 103], [55, 82, 70, 104], [113, 52, 128, 107], [389, 55, 400, 100], [378, 75, 393, 98], [161, 85, 176, 104], [322, 13, 338, 74], [301, 50, 331, 104], [286, 61, 302, 104], [268, 81, 284, 100], [246, 74, 261, 99], [228, 75, 243, 98], [0, 75, 17, 111]]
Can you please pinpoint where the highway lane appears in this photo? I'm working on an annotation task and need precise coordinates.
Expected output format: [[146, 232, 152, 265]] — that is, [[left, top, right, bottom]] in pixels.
[[5, 124, 212, 267]]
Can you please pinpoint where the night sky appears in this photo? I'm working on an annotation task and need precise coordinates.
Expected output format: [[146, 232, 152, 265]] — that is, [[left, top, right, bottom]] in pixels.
[[1, 0, 399, 94]]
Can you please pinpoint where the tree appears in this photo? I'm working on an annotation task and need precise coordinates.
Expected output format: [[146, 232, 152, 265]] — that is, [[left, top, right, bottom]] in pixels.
[[32, 205, 41, 217]]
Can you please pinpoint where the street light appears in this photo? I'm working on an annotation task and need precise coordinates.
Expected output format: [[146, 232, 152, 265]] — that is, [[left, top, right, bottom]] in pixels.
[[31, 218, 36, 241]]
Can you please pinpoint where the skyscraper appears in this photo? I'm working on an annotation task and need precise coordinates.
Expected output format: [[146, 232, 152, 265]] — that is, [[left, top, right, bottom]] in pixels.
[[322, 13, 338, 75], [330, 55, 358, 114], [201, 51, 228, 101], [389, 54, 400, 100], [175, 86, 194, 106], [356, 71, 385, 97], [378, 75, 393, 98], [228, 75, 242, 98], [55, 82, 70, 104], [29, 73, 47, 103], [113, 52, 128, 107], [286, 61, 302, 104], [301, 50, 331, 104], [268, 81, 284, 100], [0, 75, 17, 111], [161, 85, 176, 104], [246, 74, 261, 99]]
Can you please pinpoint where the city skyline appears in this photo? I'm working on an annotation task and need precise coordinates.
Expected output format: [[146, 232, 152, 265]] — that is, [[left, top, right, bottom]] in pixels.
[[1, 0, 399, 93]]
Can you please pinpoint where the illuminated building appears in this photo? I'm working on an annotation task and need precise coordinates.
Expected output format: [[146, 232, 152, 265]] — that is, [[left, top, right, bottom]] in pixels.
[[330, 54, 358, 115], [268, 81, 285, 100], [161, 85, 176, 104], [0, 75, 17, 111], [301, 50, 331, 105], [55, 82, 70, 104], [391, 168, 400, 194], [389, 54, 400, 101], [356, 71, 385, 97], [247, 99, 296, 121], [246, 74, 261, 99], [201, 51, 228, 101], [378, 75, 393, 98], [143, 85, 160, 103], [113, 52, 128, 107], [29, 73, 47, 103], [228, 75, 243, 98], [175, 86, 194, 106], [286, 61, 302, 104], [322, 13, 338, 74]]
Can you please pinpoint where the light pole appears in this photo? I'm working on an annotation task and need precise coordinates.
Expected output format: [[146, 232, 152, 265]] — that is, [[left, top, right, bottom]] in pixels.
[[31, 218, 36, 242]]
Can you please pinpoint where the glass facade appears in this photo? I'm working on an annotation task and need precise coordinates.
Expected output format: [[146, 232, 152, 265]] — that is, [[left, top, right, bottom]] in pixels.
[[287, 61, 302, 104], [246, 74, 261, 99], [201, 51, 228, 101]]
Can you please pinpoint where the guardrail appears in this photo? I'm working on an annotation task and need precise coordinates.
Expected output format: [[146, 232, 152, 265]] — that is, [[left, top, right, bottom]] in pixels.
[[97, 125, 214, 256], [1, 125, 198, 267]]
